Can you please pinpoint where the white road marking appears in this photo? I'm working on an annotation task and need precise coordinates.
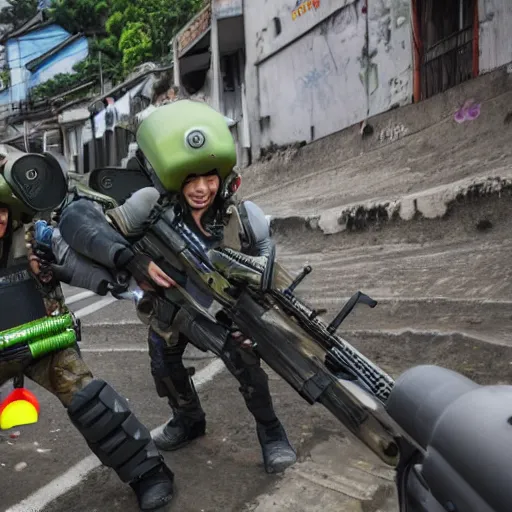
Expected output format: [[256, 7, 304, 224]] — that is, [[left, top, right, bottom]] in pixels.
[[84, 320, 141, 327], [80, 347, 148, 353], [5, 358, 226, 512], [73, 296, 118, 318], [191, 358, 224, 387], [64, 290, 97, 305]]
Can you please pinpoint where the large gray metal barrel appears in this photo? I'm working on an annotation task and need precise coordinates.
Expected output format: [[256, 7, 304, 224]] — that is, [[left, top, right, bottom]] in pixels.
[[387, 365, 512, 512]]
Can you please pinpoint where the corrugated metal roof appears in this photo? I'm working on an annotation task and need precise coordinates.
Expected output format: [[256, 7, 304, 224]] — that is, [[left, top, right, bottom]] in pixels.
[[0, 11, 51, 44], [88, 63, 174, 112]]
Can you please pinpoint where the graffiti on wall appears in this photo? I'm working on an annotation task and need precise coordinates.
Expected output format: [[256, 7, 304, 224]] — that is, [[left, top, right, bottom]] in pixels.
[[378, 122, 408, 143], [292, 0, 320, 20], [454, 99, 481, 123], [388, 74, 410, 107], [292, 52, 349, 114]]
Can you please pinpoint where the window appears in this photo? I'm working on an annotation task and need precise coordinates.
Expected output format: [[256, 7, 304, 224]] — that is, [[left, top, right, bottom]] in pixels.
[[221, 53, 240, 92], [273, 17, 282, 36], [416, 0, 477, 99]]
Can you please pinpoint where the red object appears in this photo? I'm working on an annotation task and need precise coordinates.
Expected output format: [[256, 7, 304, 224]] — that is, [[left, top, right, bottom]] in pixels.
[[410, 0, 423, 103], [231, 175, 242, 193], [472, 1, 479, 78], [0, 388, 40, 417]]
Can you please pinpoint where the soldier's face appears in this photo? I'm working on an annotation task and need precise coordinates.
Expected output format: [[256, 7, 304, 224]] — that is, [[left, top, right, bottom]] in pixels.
[[182, 174, 220, 211], [0, 207, 8, 239]]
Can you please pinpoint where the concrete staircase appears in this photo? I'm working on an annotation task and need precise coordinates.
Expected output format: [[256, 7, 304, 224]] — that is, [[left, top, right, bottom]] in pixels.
[[241, 65, 512, 385]]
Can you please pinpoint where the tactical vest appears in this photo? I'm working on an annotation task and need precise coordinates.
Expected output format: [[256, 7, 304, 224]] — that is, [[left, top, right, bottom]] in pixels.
[[0, 228, 46, 331]]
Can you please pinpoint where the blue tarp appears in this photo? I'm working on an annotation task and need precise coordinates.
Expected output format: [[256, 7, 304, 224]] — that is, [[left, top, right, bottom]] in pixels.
[[29, 37, 89, 89], [2, 24, 89, 104]]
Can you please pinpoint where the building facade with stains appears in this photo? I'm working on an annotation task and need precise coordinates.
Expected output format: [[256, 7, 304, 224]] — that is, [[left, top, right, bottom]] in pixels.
[[244, 0, 413, 159], [243, 0, 512, 161], [172, 0, 249, 165], [478, 0, 512, 73]]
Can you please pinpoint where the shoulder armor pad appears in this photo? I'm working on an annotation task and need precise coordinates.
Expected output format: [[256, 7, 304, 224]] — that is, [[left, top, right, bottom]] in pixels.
[[71, 184, 119, 211], [239, 200, 270, 248]]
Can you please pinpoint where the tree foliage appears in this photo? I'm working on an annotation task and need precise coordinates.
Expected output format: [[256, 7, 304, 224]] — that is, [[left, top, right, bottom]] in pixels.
[[30, 54, 118, 100], [118, 22, 152, 73], [5, 0, 204, 100], [48, 0, 108, 36], [48, 0, 204, 75], [105, 0, 204, 66]]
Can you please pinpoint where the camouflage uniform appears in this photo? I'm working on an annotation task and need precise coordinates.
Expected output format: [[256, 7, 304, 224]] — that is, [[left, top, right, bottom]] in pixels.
[[0, 223, 93, 405], [0, 221, 175, 511]]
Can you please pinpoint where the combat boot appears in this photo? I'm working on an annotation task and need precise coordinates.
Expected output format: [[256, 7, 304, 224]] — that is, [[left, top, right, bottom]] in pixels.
[[257, 420, 297, 474], [67, 379, 175, 512], [153, 412, 206, 451], [130, 464, 175, 511]]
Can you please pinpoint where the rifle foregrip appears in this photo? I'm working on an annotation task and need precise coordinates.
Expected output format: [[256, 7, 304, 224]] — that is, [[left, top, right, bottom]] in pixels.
[[124, 252, 152, 283], [129, 239, 188, 288], [151, 217, 187, 254]]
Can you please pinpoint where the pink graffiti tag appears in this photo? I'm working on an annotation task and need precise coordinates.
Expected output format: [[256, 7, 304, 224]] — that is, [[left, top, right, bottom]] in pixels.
[[454, 99, 481, 123]]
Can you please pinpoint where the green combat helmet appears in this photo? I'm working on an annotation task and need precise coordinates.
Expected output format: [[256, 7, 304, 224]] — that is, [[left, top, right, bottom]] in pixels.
[[0, 145, 68, 224], [0, 173, 30, 224], [136, 99, 237, 193]]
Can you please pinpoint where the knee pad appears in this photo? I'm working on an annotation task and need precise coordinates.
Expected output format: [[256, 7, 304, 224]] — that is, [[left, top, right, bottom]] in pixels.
[[68, 379, 162, 483]]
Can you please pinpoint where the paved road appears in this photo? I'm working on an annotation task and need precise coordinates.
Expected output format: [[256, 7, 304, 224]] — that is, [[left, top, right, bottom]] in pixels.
[[3, 197, 512, 512], [3, 202, 512, 512], [0, 285, 397, 512]]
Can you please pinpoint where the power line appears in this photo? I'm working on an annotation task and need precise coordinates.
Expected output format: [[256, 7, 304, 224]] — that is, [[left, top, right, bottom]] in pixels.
[[5, 39, 90, 65], [1, 46, 100, 90]]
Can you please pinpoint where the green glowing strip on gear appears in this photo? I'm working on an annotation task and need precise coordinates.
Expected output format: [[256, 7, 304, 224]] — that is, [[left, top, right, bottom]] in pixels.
[[0, 314, 74, 351], [28, 329, 77, 358]]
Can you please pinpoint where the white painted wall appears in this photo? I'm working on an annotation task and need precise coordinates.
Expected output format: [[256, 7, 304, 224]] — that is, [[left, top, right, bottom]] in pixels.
[[479, 0, 512, 73], [213, 0, 242, 19], [244, 0, 412, 156], [253, 0, 356, 63], [367, 0, 412, 116], [258, 5, 367, 146]]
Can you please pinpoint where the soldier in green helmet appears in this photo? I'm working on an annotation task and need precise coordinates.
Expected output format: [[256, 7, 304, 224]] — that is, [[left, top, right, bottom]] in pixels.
[[0, 148, 175, 512], [47, 99, 297, 475], [137, 101, 297, 473]]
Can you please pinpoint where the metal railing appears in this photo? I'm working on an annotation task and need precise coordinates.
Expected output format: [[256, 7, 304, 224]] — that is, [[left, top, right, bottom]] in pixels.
[[422, 26, 473, 99]]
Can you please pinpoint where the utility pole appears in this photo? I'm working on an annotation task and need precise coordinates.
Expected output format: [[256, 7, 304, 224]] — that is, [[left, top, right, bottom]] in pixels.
[[99, 50, 104, 94]]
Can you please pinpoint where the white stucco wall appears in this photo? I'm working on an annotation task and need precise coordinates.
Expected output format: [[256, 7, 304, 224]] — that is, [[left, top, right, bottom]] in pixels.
[[252, 0, 356, 62], [479, 0, 512, 73], [367, 0, 412, 116], [213, 0, 242, 19], [244, 0, 412, 154], [258, 5, 367, 145]]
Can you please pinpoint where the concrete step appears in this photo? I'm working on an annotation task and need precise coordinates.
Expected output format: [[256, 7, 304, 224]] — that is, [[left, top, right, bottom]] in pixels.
[[301, 298, 512, 347], [346, 329, 512, 385], [277, 233, 512, 301], [242, 69, 512, 221], [269, 171, 512, 235], [245, 436, 397, 511]]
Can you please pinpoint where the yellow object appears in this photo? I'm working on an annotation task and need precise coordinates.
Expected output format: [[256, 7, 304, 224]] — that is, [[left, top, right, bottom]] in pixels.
[[0, 400, 39, 430]]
